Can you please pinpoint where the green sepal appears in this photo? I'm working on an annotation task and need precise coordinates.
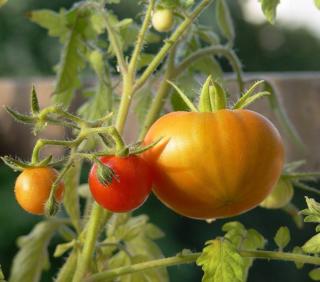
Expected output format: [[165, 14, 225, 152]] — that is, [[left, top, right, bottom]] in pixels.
[[36, 155, 53, 167], [30, 85, 40, 115], [129, 138, 162, 155], [96, 160, 117, 186], [198, 76, 213, 112], [168, 81, 198, 112], [5, 106, 35, 124], [1, 156, 33, 171], [209, 81, 227, 111], [233, 80, 268, 109]]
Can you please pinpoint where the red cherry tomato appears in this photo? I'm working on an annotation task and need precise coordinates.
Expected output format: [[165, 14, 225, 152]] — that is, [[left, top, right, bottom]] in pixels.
[[88, 155, 153, 212]]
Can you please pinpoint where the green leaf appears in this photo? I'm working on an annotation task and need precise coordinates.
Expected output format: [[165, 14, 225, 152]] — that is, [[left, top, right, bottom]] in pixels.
[[9, 220, 63, 282], [216, 0, 235, 44], [292, 246, 304, 269], [310, 268, 320, 281], [259, 0, 280, 24], [106, 214, 168, 281], [79, 49, 113, 122], [274, 226, 290, 250], [303, 233, 320, 254], [63, 163, 81, 233], [315, 0, 320, 9], [168, 81, 198, 112], [301, 198, 320, 224], [197, 239, 244, 282], [192, 57, 223, 82], [29, 10, 69, 42], [53, 11, 90, 108]]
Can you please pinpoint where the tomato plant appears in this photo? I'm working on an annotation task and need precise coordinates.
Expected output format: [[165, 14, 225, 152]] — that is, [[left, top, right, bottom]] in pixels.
[[88, 155, 153, 212], [1, 0, 320, 282], [14, 167, 64, 215], [143, 109, 284, 219]]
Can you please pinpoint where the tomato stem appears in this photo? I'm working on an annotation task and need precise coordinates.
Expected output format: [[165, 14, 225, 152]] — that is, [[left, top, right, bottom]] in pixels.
[[84, 248, 320, 282], [72, 203, 109, 282]]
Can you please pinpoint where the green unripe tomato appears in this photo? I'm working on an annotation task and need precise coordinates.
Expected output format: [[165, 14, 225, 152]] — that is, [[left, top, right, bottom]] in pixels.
[[260, 177, 294, 209], [152, 9, 174, 32]]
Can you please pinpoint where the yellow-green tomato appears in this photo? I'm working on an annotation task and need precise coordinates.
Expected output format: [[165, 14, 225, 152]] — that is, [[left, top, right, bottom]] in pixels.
[[260, 177, 294, 209], [152, 9, 174, 32]]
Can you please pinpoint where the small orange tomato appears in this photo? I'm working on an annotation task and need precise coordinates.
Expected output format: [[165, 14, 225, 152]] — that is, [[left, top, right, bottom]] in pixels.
[[14, 167, 64, 215], [142, 109, 284, 219]]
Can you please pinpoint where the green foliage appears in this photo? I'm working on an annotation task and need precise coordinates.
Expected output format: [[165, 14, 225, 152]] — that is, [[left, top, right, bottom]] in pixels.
[[274, 226, 291, 250], [62, 163, 82, 233], [100, 214, 168, 281], [0, 0, 7, 8], [9, 220, 64, 282], [0, 265, 5, 281], [196, 238, 245, 282], [315, 0, 320, 9], [259, 0, 280, 24], [216, 0, 235, 44], [310, 268, 320, 281]]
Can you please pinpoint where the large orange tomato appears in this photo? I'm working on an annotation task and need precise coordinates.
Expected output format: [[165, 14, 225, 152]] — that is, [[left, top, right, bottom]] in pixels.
[[142, 109, 284, 219]]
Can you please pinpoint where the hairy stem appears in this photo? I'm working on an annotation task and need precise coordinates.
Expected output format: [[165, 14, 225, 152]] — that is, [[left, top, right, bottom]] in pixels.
[[72, 204, 106, 282], [85, 248, 320, 282], [104, 11, 127, 75], [128, 0, 155, 77], [134, 0, 213, 93]]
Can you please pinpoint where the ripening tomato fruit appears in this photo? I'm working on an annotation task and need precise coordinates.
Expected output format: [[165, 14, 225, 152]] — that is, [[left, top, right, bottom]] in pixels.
[[88, 156, 153, 212], [260, 177, 293, 209], [14, 167, 64, 215], [152, 9, 174, 32], [142, 109, 284, 219]]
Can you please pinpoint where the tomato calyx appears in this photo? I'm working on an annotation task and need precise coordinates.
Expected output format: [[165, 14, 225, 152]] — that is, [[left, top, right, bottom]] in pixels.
[[95, 158, 118, 186], [168, 76, 271, 113]]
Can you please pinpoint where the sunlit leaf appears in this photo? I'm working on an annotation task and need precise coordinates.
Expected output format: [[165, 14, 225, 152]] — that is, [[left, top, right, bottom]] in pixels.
[[197, 239, 244, 282], [9, 220, 63, 282]]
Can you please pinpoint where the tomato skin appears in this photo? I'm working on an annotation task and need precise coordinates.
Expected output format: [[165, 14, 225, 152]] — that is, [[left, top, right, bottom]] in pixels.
[[88, 156, 153, 213], [152, 9, 174, 32], [142, 109, 284, 219], [14, 167, 64, 215]]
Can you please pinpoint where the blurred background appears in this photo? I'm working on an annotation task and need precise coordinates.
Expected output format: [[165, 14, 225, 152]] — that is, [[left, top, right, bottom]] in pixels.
[[0, 0, 320, 281]]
